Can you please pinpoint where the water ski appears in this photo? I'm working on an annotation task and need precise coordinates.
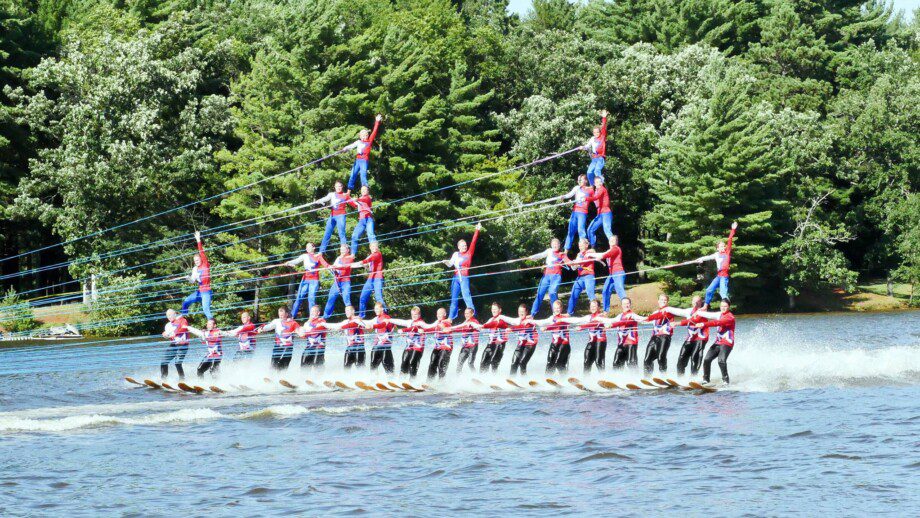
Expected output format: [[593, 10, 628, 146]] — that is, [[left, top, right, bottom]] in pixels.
[[279, 380, 297, 390], [178, 382, 203, 394], [387, 381, 402, 390], [125, 377, 143, 386], [688, 381, 717, 393], [506, 379, 524, 389], [402, 382, 423, 392], [421, 384, 432, 391], [489, 384, 503, 391], [355, 381, 377, 391], [528, 380, 540, 387], [625, 383, 642, 390], [209, 386, 225, 394], [640, 379, 657, 387], [546, 378, 562, 388], [238, 384, 252, 391], [161, 382, 177, 391], [335, 381, 352, 390], [305, 380, 318, 388], [598, 380, 619, 390], [652, 377, 672, 388], [375, 383, 394, 391], [263, 377, 272, 384], [323, 381, 337, 390], [143, 379, 162, 389], [567, 377, 590, 392], [471, 378, 485, 387], [193, 385, 206, 393]]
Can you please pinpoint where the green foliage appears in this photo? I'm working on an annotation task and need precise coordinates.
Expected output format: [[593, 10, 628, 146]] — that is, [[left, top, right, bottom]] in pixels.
[[0, 286, 40, 333], [87, 274, 152, 336]]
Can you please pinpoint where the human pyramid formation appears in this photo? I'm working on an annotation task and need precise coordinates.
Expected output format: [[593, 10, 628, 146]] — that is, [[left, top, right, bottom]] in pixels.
[[161, 112, 739, 386]]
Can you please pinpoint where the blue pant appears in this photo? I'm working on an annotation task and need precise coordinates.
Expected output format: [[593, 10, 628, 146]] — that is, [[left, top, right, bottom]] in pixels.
[[320, 214, 346, 254], [563, 212, 587, 251], [181, 289, 213, 319], [291, 279, 319, 319], [704, 276, 729, 305], [323, 280, 351, 319], [588, 212, 613, 247], [587, 157, 605, 185], [347, 159, 369, 191], [567, 275, 596, 314], [602, 272, 626, 312], [449, 275, 475, 320], [359, 277, 385, 318], [531, 274, 561, 316], [351, 217, 376, 253]]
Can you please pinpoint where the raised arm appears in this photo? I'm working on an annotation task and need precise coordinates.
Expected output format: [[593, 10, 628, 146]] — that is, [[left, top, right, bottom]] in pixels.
[[726, 222, 737, 254], [195, 231, 208, 266], [367, 115, 382, 146]]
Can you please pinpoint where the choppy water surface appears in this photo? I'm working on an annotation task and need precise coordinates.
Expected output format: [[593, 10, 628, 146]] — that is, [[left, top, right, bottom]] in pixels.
[[0, 311, 918, 516]]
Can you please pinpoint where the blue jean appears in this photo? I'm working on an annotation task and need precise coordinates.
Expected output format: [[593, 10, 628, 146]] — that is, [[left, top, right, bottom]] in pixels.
[[531, 274, 561, 316], [181, 289, 213, 319], [323, 280, 351, 319], [359, 277, 385, 318], [351, 217, 376, 253], [588, 212, 613, 247], [567, 275, 596, 314], [704, 276, 729, 305], [563, 212, 587, 251], [291, 279, 319, 319], [602, 272, 626, 312], [320, 214, 346, 254], [449, 275, 475, 320], [587, 157, 605, 185], [347, 159, 369, 191]]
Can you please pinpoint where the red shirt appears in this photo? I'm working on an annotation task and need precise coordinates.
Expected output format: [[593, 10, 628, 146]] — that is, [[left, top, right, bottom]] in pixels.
[[678, 307, 710, 342], [573, 250, 595, 277], [370, 314, 397, 346], [578, 311, 607, 343], [234, 322, 257, 351], [717, 228, 736, 277], [331, 254, 355, 283], [201, 328, 223, 359], [609, 311, 639, 345], [573, 186, 593, 214], [400, 318, 428, 351], [601, 246, 624, 273], [452, 318, 481, 349], [541, 250, 570, 276], [362, 251, 384, 280], [350, 194, 373, 220], [299, 253, 328, 282], [450, 229, 480, 277], [702, 311, 735, 346], [302, 317, 328, 348], [330, 192, 351, 217], [545, 313, 571, 345], [645, 309, 676, 336], [590, 116, 607, 158], [355, 119, 380, 161], [586, 185, 611, 214], [511, 316, 538, 347], [195, 242, 211, 292], [269, 318, 300, 348], [482, 316, 510, 344], [430, 318, 453, 350], [341, 317, 366, 349]]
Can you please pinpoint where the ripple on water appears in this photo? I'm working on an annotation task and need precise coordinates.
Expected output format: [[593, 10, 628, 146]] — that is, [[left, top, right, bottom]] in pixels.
[[574, 451, 633, 463], [821, 453, 863, 461]]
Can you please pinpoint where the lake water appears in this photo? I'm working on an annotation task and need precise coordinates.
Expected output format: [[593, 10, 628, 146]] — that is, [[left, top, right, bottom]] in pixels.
[[0, 311, 918, 516]]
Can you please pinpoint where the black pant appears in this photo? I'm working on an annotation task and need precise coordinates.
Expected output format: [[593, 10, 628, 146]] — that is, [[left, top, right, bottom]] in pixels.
[[301, 346, 325, 368], [401, 348, 423, 377], [612, 343, 638, 369], [546, 342, 570, 374], [703, 344, 732, 383], [583, 340, 607, 373], [197, 357, 221, 377], [643, 335, 672, 375], [676, 339, 706, 376], [161, 344, 188, 378], [344, 347, 366, 369], [370, 347, 395, 373], [428, 348, 451, 379], [510, 345, 536, 375], [479, 342, 506, 372], [271, 344, 293, 370], [456, 346, 478, 373]]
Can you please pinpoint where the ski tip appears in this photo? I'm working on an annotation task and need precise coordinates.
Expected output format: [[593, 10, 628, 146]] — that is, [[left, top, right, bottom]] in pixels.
[[652, 377, 670, 387], [546, 378, 562, 387], [567, 377, 581, 384], [640, 379, 656, 387], [279, 380, 297, 389], [263, 377, 272, 384], [402, 382, 422, 392], [323, 380, 335, 389], [192, 386, 206, 393], [355, 381, 375, 391], [238, 384, 252, 391], [528, 380, 540, 387], [143, 379, 161, 389], [387, 381, 401, 390], [489, 384, 503, 391], [598, 380, 618, 390], [625, 383, 642, 390], [689, 381, 717, 392], [471, 378, 485, 386], [305, 380, 318, 387], [665, 378, 681, 387], [161, 382, 176, 391], [421, 384, 432, 391], [209, 385, 225, 394], [334, 381, 351, 390], [506, 379, 523, 388], [375, 382, 393, 391], [124, 376, 142, 386]]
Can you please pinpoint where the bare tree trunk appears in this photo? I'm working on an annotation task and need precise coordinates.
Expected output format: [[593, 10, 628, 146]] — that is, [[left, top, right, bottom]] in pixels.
[[886, 277, 894, 297], [788, 293, 795, 309]]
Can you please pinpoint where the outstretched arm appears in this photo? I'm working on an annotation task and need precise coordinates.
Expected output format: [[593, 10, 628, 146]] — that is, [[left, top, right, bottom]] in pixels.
[[195, 231, 208, 266], [526, 250, 549, 262], [467, 223, 482, 258]]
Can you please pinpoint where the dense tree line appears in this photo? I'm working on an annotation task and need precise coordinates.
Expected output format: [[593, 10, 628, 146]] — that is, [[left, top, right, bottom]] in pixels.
[[1, 0, 917, 332]]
